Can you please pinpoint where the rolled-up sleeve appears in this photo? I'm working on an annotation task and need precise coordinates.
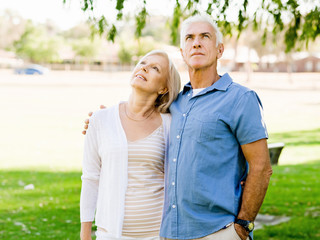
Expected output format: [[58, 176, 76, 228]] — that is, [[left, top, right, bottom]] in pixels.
[[80, 114, 101, 222]]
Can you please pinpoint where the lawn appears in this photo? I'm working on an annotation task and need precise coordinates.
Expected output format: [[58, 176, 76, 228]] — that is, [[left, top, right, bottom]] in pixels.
[[255, 162, 320, 239], [1, 162, 320, 239], [269, 128, 320, 165], [0, 171, 82, 239]]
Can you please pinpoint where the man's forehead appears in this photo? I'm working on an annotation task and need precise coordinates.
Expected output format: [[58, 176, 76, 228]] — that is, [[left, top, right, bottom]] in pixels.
[[184, 21, 215, 35]]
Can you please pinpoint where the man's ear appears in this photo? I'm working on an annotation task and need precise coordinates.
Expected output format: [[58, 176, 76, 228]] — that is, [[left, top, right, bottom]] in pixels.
[[180, 48, 186, 61], [217, 44, 224, 59]]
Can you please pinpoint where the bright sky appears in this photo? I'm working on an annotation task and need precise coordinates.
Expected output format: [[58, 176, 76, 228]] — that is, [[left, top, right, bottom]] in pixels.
[[0, 0, 175, 30], [1, 0, 318, 30], [1, 0, 89, 30]]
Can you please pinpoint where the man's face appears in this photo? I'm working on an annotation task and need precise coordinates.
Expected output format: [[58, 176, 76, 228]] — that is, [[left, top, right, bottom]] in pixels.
[[180, 21, 223, 70]]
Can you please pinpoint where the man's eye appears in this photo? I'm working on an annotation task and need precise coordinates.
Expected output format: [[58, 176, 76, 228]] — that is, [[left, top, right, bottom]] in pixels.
[[153, 66, 159, 71]]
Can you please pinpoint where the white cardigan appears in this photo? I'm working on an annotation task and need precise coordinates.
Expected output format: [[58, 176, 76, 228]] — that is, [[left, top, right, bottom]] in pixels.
[[80, 102, 171, 238]]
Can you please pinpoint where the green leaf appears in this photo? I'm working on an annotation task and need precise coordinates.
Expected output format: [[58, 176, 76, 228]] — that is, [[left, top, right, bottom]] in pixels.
[[107, 24, 117, 42], [135, 4, 148, 39], [116, 0, 125, 20], [98, 16, 108, 36], [81, 0, 88, 11], [206, 3, 213, 15], [171, 0, 182, 45], [116, 0, 125, 11]]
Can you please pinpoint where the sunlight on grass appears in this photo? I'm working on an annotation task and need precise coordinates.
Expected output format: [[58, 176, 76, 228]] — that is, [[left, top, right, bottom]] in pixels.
[[1, 162, 319, 239], [269, 129, 320, 165], [255, 162, 320, 239], [0, 171, 81, 239]]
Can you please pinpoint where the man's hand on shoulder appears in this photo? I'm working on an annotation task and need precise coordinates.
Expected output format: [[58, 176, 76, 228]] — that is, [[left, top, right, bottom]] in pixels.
[[82, 115, 91, 135], [82, 105, 106, 135], [234, 223, 249, 240]]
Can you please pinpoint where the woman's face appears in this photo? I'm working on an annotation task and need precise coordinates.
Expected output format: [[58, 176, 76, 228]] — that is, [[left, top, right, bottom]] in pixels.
[[130, 54, 169, 95]]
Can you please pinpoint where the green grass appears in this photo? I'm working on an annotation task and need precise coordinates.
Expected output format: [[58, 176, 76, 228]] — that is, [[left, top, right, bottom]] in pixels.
[[269, 128, 320, 147], [0, 171, 82, 239], [268, 128, 320, 165], [1, 161, 320, 239], [255, 161, 320, 239]]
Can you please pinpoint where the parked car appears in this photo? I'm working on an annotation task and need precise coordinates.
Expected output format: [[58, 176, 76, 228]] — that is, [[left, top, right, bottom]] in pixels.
[[14, 64, 49, 75]]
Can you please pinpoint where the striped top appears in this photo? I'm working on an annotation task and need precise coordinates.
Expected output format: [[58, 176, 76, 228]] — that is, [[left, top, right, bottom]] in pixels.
[[122, 125, 165, 237]]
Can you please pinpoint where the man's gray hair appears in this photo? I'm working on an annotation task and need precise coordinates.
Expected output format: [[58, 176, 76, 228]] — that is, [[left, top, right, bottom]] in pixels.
[[180, 14, 223, 49]]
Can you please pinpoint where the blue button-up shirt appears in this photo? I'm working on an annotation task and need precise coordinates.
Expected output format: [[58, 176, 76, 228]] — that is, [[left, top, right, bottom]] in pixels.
[[160, 73, 268, 239]]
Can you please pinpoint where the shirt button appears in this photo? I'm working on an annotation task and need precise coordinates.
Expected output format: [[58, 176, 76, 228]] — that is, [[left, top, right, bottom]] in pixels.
[[172, 182, 175, 186], [176, 135, 180, 139], [187, 93, 191, 96], [173, 158, 177, 162], [172, 205, 176, 208], [182, 113, 186, 117]]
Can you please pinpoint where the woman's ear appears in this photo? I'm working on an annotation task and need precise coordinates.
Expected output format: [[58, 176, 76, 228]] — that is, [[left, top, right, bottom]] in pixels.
[[158, 87, 168, 95]]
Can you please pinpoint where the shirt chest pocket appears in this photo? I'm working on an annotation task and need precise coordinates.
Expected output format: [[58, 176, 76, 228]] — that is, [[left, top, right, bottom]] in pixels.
[[184, 114, 219, 142]]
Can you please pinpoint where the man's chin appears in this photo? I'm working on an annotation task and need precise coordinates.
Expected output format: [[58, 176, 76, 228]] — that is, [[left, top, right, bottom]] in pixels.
[[188, 62, 207, 70]]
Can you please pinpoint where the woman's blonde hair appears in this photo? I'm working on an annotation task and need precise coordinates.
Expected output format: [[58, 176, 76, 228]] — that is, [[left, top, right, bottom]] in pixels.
[[141, 50, 181, 113]]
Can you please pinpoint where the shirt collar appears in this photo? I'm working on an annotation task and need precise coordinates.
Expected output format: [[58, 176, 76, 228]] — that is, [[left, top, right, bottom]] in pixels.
[[182, 73, 233, 95]]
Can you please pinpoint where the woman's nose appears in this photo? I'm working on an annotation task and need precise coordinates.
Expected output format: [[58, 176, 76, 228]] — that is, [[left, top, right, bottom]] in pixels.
[[141, 65, 148, 72]]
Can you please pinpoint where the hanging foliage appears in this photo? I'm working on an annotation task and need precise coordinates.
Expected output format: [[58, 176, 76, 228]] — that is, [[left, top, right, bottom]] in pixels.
[[64, 0, 320, 52]]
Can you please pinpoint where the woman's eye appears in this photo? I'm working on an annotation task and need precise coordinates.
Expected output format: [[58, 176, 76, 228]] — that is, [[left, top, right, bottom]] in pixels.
[[153, 66, 159, 71]]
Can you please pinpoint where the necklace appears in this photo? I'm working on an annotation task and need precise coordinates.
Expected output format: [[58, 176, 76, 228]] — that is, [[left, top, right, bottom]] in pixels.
[[124, 103, 155, 122]]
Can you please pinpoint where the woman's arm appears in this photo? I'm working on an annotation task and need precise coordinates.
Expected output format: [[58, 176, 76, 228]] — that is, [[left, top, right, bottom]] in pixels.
[[80, 112, 101, 237], [80, 222, 93, 240]]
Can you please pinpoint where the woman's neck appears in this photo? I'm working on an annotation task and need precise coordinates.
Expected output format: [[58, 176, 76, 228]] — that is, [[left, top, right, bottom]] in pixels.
[[127, 92, 157, 117]]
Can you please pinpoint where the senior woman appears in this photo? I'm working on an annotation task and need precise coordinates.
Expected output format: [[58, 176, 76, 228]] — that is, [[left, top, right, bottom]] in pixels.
[[80, 50, 181, 240]]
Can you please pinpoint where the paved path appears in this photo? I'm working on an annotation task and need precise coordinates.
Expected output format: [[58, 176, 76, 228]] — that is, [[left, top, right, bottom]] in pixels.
[[255, 214, 291, 230]]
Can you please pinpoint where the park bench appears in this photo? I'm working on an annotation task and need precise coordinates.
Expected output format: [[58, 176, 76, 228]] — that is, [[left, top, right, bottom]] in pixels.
[[268, 142, 285, 165]]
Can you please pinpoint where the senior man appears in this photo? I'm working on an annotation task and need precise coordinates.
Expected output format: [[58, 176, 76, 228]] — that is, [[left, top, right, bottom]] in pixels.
[[159, 14, 272, 240]]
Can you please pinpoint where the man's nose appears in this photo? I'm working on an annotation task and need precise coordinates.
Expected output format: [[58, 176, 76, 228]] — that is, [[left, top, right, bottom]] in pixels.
[[192, 37, 201, 48]]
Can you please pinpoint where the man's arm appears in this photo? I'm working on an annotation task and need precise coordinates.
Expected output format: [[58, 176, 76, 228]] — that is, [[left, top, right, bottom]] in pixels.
[[235, 138, 273, 240]]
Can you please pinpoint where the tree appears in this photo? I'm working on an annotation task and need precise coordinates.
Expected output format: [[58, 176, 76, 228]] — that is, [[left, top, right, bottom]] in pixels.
[[63, 0, 320, 52], [13, 21, 62, 63], [71, 38, 100, 61]]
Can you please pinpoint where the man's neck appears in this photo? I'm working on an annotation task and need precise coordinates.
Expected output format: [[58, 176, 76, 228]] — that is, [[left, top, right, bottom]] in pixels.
[[188, 65, 220, 89]]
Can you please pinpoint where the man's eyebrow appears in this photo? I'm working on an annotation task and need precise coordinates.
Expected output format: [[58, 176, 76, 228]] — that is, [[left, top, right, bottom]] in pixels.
[[201, 32, 212, 36], [185, 32, 212, 37], [185, 33, 194, 38]]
